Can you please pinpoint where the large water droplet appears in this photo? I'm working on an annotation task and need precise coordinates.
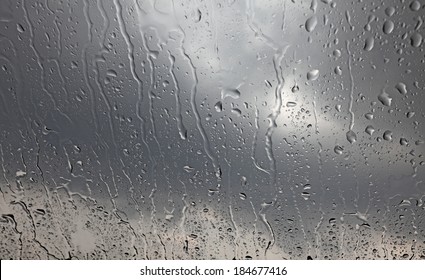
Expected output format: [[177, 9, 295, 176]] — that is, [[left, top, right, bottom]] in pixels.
[[307, 69, 319, 81], [215, 101, 223, 112], [305, 16, 318, 32], [364, 37, 374, 51], [383, 130, 393, 141], [383, 20, 394, 34], [334, 145, 344, 155], [410, 33, 423, 48], [410, 1, 421, 11], [365, 125, 375, 136], [385, 6, 395, 17], [221, 88, 241, 99], [378, 90, 392, 106], [346, 130, 357, 144], [395, 82, 407, 95]]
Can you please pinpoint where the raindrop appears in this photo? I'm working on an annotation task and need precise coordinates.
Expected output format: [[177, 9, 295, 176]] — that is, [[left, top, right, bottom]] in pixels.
[[183, 166, 194, 173], [286, 101, 297, 107], [378, 90, 392, 106], [239, 193, 247, 200], [385, 7, 395, 17], [406, 111, 415, 118], [305, 16, 318, 32], [334, 66, 342, 75], [400, 138, 408, 146], [16, 23, 25, 33], [365, 112, 374, 120], [215, 101, 223, 112], [334, 145, 344, 155], [307, 69, 319, 81], [291, 84, 299, 93], [410, 33, 423, 48], [383, 130, 393, 141], [231, 108, 242, 116], [346, 130, 357, 144], [410, 1, 421, 11], [301, 192, 310, 200], [364, 37, 374, 51], [395, 82, 407, 95], [383, 20, 394, 34], [221, 88, 241, 99], [365, 125, 375, 136]]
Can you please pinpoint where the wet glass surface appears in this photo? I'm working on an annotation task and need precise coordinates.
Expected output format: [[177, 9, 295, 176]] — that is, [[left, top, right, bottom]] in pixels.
[[0, 0, 424, 259]]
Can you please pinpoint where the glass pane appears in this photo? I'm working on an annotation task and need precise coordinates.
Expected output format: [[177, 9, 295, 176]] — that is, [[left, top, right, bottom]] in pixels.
[[0, 0, 424, 260]]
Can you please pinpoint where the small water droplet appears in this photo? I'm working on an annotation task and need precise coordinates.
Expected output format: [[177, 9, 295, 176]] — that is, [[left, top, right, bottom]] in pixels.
[[231, 108, 242, 116], [286, 101, 297, 107], [291, 84, 299, 93], [406, 111, 415, 118], [183, 166, 194, 173], [239, 193, 247, 200], [16, 23, 25, 33]]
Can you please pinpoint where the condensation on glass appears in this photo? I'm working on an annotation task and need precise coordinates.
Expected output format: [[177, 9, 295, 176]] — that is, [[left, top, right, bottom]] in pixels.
[[0, 0, 424, 260]]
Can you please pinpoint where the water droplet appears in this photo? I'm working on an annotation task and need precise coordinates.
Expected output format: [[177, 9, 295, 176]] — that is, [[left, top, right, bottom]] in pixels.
[[410, 33, 423, 48], [383, 20, 394, 34], [301, 191, 310, 200], [307, 69, 319, 81], [215, 101, 223, 112], [16, 23, 25, 33], [365, 112, 374, 120], [346, 130, 357, 144], [305, 16, 318, 32], [395, 82, 407, 95], [378, 90, 392, 106], [335, 104, 342, 112], [400, 138, 408, 146], [365, 125, 375, 136], [364, 37, 374, 51], [334, 145, 344, 155], [333, 49, 341, 57], [106, 69, 118, 77], [410, 1, 421, 11], [239, 193, 247, 200], [231, 108, 242, 116], [193, 9, 202, 22], [183, 166, 194, 173], [286, 101, 297, 107], [406, 111, 415, 118], [291, 84, 299, 93], [385, 6, 395, 17], [334, 66, 342, 75], [221, 88, 241, 99], [383, 130, 393, 141]]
